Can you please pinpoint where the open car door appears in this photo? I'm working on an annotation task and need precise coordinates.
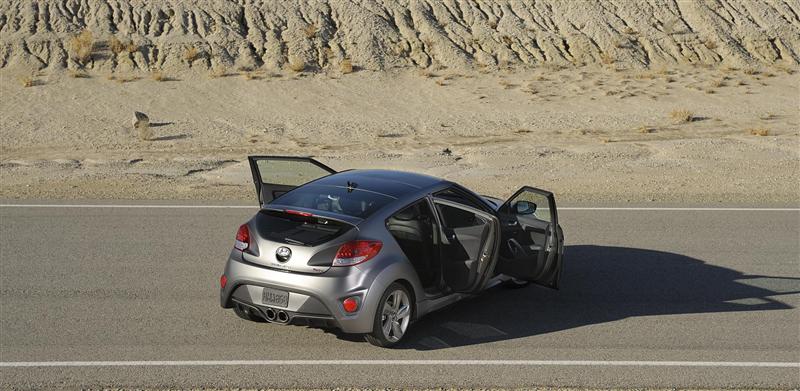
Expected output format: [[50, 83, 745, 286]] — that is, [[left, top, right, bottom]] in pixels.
[[432, 198, 500, 294], [248, 156, 336, 206], [495, 187, 564, 289]]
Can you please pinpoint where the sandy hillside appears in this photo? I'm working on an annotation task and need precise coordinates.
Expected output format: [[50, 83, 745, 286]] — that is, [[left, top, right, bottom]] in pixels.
[[0, 0, 798, 204], [2, 0, 799, 72]]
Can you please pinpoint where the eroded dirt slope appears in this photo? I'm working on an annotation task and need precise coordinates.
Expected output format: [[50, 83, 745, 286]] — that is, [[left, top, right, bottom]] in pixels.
[[2, 0, 799, 72]]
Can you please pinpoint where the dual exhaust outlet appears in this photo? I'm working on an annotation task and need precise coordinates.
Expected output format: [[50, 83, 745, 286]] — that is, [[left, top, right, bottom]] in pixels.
[[263, 307, 290, 324]]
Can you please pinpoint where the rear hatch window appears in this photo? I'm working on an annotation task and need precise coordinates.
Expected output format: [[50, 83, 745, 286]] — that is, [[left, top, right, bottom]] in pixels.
[[256, 209, 352, 246], [271, 184, 395, 219]]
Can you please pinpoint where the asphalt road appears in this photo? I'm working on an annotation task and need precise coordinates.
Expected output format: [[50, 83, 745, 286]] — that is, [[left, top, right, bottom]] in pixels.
[[1, 203, 798, 389]]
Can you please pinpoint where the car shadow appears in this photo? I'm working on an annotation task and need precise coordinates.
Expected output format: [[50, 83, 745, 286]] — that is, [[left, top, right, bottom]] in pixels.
[[392, 245, 800, 350]]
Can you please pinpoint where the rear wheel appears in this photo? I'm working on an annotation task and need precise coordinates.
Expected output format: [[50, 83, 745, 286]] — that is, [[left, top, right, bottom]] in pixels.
[[365, 283, 412, 347], [233, 303, 266, 322]]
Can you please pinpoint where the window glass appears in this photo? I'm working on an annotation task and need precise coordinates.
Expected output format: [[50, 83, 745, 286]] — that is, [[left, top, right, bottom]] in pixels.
[[255, 159, 332, 186], [509, 191, 551, 223], [270, 184, 394, 218], [436, 203, 486, 229], [433, 188, 486, 211]]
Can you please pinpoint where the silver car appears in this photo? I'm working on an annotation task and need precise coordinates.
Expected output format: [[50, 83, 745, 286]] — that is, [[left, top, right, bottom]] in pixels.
[[220, 156, 565, 347]]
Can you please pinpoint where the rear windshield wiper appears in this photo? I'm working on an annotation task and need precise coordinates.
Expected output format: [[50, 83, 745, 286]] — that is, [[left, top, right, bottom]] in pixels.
[[284, 237, 307, 245]]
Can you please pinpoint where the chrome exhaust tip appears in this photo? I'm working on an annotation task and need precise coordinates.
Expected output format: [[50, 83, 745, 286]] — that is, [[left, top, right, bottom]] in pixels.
[[264, 308, 277, 321], [276, 310, 290, 323]]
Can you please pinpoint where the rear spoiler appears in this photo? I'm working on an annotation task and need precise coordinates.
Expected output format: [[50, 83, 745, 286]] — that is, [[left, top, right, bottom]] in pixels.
[[262, 205, 363, 226]]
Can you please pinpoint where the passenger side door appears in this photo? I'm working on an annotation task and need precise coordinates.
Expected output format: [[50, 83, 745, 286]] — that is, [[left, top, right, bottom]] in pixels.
[[248, 156, 336, 205], [433, 198, 499, 293], [495, 187, 564, 289]]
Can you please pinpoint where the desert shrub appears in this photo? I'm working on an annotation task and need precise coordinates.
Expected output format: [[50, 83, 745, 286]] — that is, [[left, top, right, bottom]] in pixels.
[[303, 24, 318, 38], [69, 29, 94, 64], [18, 74, 36, 87], [151, 71, 166, 81], [748, 128, 769, 136], [670, 109, 694, 123], [109, 37, 125, 55], [340, 58, 353, 74], [183, 47, 200, 63]]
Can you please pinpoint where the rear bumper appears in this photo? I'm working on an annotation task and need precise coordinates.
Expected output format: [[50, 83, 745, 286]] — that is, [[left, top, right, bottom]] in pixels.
[[220, 252, 375, 334]]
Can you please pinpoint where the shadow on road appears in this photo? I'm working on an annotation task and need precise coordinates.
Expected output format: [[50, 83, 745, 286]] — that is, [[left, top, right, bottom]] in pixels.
[[391, 245, 800, 350]]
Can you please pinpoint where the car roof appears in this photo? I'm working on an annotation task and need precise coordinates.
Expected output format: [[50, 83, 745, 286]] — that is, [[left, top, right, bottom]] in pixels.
[[311, 169, 447, 198]]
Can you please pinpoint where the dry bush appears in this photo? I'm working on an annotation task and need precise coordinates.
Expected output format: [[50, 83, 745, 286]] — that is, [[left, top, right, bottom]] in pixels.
[[704, 88, 716, 94], [242, 71, 260, 80], [209, 66, 228, 78], [748, 128, 769, 136], [743, 67, 759, 75], [18, 74, 36, 87], [599, 52, 615, 65], [151, 71, 166, 81], [109, 37, 125, 55], [125, 41, 138, 53], [623, 26, 637, 35], [68, 70, 89, 78], [183, 47, 200, 63], [69, 29, 94, 64], [710, 79, 726, 88], [670, 109, 694, 123], [115, 75, 137, 83], [639, 125, 655, 134], [435, 79, 446, 87], [499, 80, 517, 89], [303, 24, 318, 38], [417, 68, 435, 78], [287, 56, 305, 72], [702, 38, 718, 50], [340, 58, 353, 74]]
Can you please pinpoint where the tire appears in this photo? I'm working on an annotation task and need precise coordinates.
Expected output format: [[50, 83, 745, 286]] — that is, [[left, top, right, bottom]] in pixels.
[[233, 303, 266, 322], [365, 283, 413, 348], [503, 277, 530, 289]]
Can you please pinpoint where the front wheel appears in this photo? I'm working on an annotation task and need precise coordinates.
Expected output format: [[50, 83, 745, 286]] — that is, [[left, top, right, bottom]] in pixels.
[[365, 283, 413, 347]]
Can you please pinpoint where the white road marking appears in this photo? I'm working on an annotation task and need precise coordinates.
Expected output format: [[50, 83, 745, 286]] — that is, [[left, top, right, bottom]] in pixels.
[[1, 360, 797, 368], [0, 204, 797, 211]]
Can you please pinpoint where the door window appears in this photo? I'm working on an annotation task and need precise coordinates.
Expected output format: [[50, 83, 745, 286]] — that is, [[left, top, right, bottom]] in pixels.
[[433, 187, 489, 212], [253, 158, 334, 187], [506, 190, 551, 222]]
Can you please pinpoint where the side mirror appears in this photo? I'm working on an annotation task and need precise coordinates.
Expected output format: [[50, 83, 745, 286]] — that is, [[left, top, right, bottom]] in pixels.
[[514, 201, 536, 215]]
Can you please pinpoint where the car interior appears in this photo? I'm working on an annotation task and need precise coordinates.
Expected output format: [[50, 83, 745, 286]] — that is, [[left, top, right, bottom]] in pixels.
[[386, 196, 492, 296], [385, 200, 442, 294]]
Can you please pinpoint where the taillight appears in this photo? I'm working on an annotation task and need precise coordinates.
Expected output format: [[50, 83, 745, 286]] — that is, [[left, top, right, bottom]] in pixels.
[[220, 274, 227, 289], [332, 240, 382, 267], [234, 224, 249, 251], [342, 296, 360, 313]]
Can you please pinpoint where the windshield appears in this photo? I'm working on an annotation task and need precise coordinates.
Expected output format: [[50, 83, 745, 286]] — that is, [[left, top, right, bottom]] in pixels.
[[270, 184, 395, 218]]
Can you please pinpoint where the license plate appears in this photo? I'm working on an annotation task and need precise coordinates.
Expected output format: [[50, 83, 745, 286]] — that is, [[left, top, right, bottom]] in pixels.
[[261, 287, 289, 308]]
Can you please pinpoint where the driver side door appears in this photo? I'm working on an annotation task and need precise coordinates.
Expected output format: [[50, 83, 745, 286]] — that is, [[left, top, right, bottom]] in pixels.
[[495, 187, 564, 289]]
